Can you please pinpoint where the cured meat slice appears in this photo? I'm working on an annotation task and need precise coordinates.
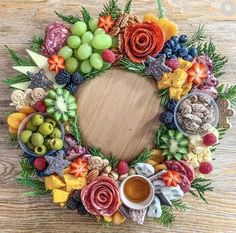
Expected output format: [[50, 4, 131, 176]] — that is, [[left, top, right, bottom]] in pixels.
[[178, 160, 195, 182], [165, 160, 187, 176], [179, 173, 191, 193]]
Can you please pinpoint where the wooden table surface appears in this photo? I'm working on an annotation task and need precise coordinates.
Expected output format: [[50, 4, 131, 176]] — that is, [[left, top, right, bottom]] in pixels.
[[0, 0, 236, 232]]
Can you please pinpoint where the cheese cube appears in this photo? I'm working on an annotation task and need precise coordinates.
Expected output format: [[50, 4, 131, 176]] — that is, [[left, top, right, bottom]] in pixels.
[[44, 175, 66, 190], [52, 189, 70, 203], [63, 174, 86, 192]]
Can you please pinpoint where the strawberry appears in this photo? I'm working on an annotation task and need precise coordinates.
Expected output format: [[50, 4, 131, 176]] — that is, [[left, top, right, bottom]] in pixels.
[[98, 15, 114, 33], [162, 170, 182, 187], [33, 157, 47, 171], [70, 158, 88, 178], [199, 162, 213, 174], [187, 62, 208, 85], [116, 160, 129, 175], [102, 49, 116, 63], [48, 54, 65, 73], [203, 133, 217, 146], [34, 100, 47, 113]]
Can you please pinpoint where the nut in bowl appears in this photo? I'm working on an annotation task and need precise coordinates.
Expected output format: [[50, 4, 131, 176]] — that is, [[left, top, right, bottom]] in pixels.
[[174, 92, 219, 136], [119, 175, 155, 210], [18, 113, 65, 157]]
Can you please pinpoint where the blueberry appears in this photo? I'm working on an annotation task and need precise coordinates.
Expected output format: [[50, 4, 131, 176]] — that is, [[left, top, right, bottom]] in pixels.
[[189, 47, 198, 57], [164, 48, 172, 54], [179, 35, 188, 44], [37, 170, 46, 177], [172, 46, 179, 53], [178, 48, 188, 57], [183, 55, 193, 61], [171, 36, 179, 43], [165, 41, 171, 48], [166, 52, 173, 59]]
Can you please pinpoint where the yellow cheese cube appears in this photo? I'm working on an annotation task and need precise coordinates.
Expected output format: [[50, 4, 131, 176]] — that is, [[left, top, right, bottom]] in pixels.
[[63, 174, 86, 192], [169, 87, 182, 100], [52, 189, 69, 203], [170, 69, 187, 88], [181, 82, 192, 97], [179, 58, 193, 71], [157, 73, 171, 89], [63, 167, 71, 174], [44, 175, 66, 190]]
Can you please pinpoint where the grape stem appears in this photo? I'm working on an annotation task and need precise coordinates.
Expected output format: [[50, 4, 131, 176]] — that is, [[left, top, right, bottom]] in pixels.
[[157, 0, 165, 18]]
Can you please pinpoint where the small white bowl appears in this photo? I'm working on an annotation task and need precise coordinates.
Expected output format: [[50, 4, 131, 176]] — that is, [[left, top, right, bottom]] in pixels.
[[119, 175, 154, 210]]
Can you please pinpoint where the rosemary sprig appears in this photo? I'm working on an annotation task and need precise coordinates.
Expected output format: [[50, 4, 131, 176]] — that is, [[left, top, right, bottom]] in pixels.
[[129, 149, 152, 167], [154, 205, 175, 228], [5, 46, 35, 66], [154, 124, 168, 148], [189, 177, 214, 204], [81, 6, 91, 26], [69, 115, 83, 145], [217, 84, 236, 106], [186, 25, 208, 48], [16, 177, 51, 197], [99, 0, 122, 19], [158, 89, 170, 106], [157, 0, 165, 19], [119, 59, 146, 74], [197, 39, 228, 78], [20, 158, 36, 178], [84, 63, 112, 80], [31, 36, 44, 53], [171, 200, 189, 211], [3, 74, 29, 86], [7, 133, 20, 148], [124, 0, 132, 14], [54, 11, 81, 24]]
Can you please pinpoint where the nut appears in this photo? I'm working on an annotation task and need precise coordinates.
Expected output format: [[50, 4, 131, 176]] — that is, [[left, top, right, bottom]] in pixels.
[[100, 172, 109, 177], [109, 26, 120, 36], [87, 169, 99, 184], [103, 165, 112, 174], [128, 168, 136, 176], [109, 171, 119, 180]]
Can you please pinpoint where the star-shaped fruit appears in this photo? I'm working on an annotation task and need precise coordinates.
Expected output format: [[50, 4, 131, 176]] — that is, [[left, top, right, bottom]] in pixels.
[[44, 151, 71, 177], [144, 55, 172, 81], [27, 69, 54, 89], [98, 15, 114, 33]]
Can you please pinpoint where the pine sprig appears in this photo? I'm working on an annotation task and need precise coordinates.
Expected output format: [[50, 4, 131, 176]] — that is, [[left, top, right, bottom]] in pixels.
[[197, 39, 228, 78], [31, 36, 44, 53], [154, 205, 175, 228], [186, 25, 208, 48], [129, 149, 152, 167], [84, 63, 112, 80], [158, 89, 170, 106], [124, 0, 132, 14], [20, 158, 35, 178], [171, 200, 189, 211], [3, 74, 29, 86], [81, 6, 91, 26], [119, 59, 146, 74], [54, 11, 81, 24], [5, 46, 35, 66], [69, 115, 83, 145], [154, 124, 168, 148], [16, 177, 51, 197], [217, 84, 236, 106], [157, 0, 165, 19], [189, 177, 214, 204], [7, 133, 20, 148], [99, 0, 122, 19]]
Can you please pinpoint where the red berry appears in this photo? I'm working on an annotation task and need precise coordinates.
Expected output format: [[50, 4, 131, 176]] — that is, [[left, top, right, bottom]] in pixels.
[[166, 58, 180, 71], [34, 100, 47, 113], [203, 133, 217, 146], [116, 160, 129, 175], [199, 162, 213, 174], [102, 49, 116, 63], [33, 157, 47, 171]]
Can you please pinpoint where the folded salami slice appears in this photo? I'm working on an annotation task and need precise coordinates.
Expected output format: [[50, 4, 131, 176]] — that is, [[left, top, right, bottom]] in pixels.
[[178, 160, 195, 182], [179, 173, 191, 193]]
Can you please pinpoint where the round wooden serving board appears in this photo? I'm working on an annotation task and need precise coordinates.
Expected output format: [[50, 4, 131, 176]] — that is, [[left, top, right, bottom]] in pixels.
[[77, 67, 161, 161]]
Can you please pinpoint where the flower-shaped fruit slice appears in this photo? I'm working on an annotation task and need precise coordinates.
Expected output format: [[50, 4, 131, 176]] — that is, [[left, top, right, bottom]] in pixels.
[[98, 15, 114, 33], [48, 54, 65, 73], [70, 157, 88, 178], [187, 62, 208, 85], [162, 170, 182, 187]]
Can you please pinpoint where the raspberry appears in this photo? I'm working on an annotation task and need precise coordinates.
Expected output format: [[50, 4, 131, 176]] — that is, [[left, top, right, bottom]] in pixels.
[[71, 72, 84, 85], [159, 111, 174, 125], [165, 100, 178, 113], [102, 49, 116, 63], [203, 133, 217, 146], [55, 70, 71, 85], [116, 160, 129, 175], [34, 100, 47, 113], [66, 83, 78, 95], [33, 157, 47, 171], [166, 58, 180, 71], [199, 162, 213, 174], [67, 197, 78, 210], [77, 202, 87, 215]]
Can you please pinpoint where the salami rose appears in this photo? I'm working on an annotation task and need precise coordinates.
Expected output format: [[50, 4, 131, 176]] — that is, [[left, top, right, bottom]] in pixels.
[[81, 176, 119, 216], [123, 22, 164, 63]]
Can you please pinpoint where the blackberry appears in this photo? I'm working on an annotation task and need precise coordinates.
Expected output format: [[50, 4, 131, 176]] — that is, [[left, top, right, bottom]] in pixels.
[[72, 190, 81, 203], [165, 100, 178, 113], [159, 111, 174, 125], [67, 197, 78, 210], [167, 120, 178, 130], [66, 83, 78, 95], [76, 202, 87, 215], [55, 70, 71, 85], [71, 72, 84, 85]]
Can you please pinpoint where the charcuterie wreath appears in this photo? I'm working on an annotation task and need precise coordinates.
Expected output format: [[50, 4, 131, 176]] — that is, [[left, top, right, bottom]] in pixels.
[[4, 0, 236, 227]]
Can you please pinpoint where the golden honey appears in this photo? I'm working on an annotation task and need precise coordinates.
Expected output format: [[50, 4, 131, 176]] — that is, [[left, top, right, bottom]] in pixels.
[[124, 176, 150, 203]]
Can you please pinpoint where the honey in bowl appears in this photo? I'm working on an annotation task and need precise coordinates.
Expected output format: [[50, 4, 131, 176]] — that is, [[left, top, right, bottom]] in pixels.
[[124, 176, 150, 203]]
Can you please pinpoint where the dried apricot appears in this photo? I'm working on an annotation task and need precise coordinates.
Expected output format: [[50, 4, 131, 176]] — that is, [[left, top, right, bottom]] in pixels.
[[19, 105, 36, 116], [8, 127, 18, 134], [7, 112, 27, 130]]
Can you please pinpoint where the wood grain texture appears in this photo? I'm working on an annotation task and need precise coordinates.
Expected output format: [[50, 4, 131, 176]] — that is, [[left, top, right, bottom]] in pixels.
[[0, 0, 236, 232]]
